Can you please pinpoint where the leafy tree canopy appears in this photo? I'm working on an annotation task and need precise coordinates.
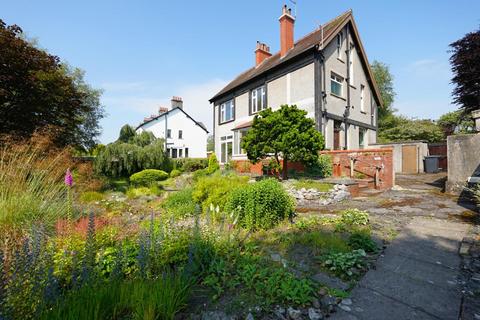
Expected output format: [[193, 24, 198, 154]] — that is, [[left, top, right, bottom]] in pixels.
[[241, 105, 324, 179], [437, 110, 475, 136], [371, 60, 396, 131], [378, 116, 444, 143], [0, 20, 104, 148], [450, 27, 480, 114]]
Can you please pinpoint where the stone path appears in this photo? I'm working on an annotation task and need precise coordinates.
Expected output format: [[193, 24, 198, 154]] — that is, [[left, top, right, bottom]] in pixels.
[[333, 216, 469, 320]]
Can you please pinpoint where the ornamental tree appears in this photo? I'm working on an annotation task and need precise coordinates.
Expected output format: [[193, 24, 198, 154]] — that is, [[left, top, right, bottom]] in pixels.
[[241, 105, 324, 179], [450, 27, 480, 114]]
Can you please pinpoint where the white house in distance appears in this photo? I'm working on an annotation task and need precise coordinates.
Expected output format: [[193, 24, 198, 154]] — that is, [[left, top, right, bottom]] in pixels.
[[136, 96, 209, 158]]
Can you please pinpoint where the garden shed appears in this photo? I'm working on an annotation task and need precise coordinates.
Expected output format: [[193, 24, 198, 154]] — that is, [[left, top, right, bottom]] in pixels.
[[367, 141, 429, 174]]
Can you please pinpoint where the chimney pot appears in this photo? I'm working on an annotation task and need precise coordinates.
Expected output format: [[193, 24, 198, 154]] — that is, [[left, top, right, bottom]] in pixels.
[[279, 5, 295, 57], [171, 96, 183, 109], [255, 41, 272, 66]]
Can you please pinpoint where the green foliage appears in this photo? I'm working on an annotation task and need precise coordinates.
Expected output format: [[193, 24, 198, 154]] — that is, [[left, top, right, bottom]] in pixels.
[[437, 110, 475, 136], [118, 124, 136, 143], [172, 158, 208, 172], [207, 153, 220, 173], [79, 191, 104, 203], [378, 116, 444, 143], [293, 179, 332, 192], [371, 60, 396, 132], [193, 173, 248, 211], [348, 231, 378, 253], [161, 188, 197, 218], [95, 138, 171, 178], [305, 154, 333, 178], [226, 179, 295, 230], [41, 274, 191, 320], [169, 169, 182, 178], [126, 186, 162, 199], [337, 209, 369, 231], [283, 230, 350, 255], [242, 105, 324, 179], [0, 20, 104, 148], [450, 27, 480, 113], [321, 249, 367, 279], [207, 135, 215, 152], [130, 169, 169, 186]]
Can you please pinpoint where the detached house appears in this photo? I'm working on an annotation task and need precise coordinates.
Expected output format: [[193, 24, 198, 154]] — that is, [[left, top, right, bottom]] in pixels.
[[136, 96, 209, 158], [209, 6, 382, 164]]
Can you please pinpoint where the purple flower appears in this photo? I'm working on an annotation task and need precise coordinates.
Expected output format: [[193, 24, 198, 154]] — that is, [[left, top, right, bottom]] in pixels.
[[64, 168, 73, 187]]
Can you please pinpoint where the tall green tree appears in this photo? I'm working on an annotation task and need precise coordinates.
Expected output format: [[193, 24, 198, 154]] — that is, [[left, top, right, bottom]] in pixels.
[[450, 27, 480, 114], [0, 20, 104, 148], [118, 124, 136, 143], [378, 116, 444, 143], [241, 105, 324, 179], [437, 110, 475, 136], [370, 61, 396, 131]]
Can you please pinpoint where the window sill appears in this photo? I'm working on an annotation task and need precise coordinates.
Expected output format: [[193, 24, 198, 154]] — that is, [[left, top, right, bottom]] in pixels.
[[330, 93, 346, 101], [219, 119, 235, 125]]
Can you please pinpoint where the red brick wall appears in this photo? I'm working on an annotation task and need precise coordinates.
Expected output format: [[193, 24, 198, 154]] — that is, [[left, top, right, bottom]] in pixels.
[[232, 159, 304, 176], [320, 148, 394, 190]]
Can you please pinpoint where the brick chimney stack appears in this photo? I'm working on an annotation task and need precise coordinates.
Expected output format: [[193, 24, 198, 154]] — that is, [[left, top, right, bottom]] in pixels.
[[158, 106, 168, 114], [279, 5, 295, 57], [171, 96, 183, 109], [255, 41, 272, 66]]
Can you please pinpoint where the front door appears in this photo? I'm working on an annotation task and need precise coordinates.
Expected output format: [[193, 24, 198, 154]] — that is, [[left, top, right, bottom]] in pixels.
[[333, 121, 341, 150]]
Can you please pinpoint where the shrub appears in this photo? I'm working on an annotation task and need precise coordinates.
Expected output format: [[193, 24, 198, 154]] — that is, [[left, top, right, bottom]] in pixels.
[[79, 191, 104, 203], [348, 231, 378, 253], [339, 209, 369, 226], [126, 186, 162, 199], [321, 249, 367, 279], [130, 169, 169, 186], [192, 173, 249, 211], [207, 153, 220, 174], [226, 179, 295, 230], [161, 188, 197, 218], [173, 158, 208, 172], [169, 169, 182, 178], [305, 154, 332, 178]]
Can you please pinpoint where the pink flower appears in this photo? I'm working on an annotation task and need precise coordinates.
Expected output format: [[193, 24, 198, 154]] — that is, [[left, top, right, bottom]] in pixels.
[[64, 168, 73, 187]]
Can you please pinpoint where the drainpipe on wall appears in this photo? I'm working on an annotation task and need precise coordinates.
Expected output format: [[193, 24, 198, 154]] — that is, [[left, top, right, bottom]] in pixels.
[[165, 112, 168, 154], [344, 26, 351, 150], [314, 45, 324, 133]]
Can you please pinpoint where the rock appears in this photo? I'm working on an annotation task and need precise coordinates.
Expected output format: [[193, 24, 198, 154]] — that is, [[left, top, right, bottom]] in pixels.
[[317, 288, 328, 297], [308, 308, 323, 320], [311, 272, 349, 291], [245, 313, 254, 320], [341, 298, 352, 306], [312, 298, 321, 309], [201, 311, 233, 320], [320, 295, 337, 313], [287, 307, 302, 320], [271, 253, 282, 262], [274, 306, 287, 320], [460, 242, 471, 256], [338, 305, 351, 312]]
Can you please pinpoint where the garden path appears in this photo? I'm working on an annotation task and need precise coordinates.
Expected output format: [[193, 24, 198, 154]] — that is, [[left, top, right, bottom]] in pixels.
[[332, 174, 470, 320]]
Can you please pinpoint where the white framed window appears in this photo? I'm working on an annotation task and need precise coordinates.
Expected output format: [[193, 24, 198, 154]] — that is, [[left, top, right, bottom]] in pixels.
[[251, 85, 266, 114], [220, 135, 233, 163], [185, 148, 189, 158], [179, 149, 183, 158], [348, 43, 354, 85], [330, 72, 343, 97], [167, 129, 171, 138], [360, 85, 365, 112], [336, 32, 343, 59], [178, 130, 183, 139], [234, 129, 248, 155], [220, 100, 234, 123]]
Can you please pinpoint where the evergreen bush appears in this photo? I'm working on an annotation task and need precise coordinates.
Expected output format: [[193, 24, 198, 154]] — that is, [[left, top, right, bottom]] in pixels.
[[226, 179, 295, 230], [130, 169, 169, 186]]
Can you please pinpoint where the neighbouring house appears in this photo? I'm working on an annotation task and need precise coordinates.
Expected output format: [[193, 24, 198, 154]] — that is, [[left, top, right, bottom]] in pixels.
[[209, 6, 382, 164], [136, 96, 209, 158]]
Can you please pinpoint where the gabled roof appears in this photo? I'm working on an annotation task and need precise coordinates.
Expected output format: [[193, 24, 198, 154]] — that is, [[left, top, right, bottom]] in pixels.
[[209, 10, 382, 108], [136, 107, 209, 133]]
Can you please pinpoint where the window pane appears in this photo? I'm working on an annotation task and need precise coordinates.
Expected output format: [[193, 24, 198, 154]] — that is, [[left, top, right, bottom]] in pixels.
[[221, 143, 226, 163]]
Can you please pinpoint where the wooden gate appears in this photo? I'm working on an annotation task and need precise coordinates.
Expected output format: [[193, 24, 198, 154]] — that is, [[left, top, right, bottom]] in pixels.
[[402, 145, 418, 173]]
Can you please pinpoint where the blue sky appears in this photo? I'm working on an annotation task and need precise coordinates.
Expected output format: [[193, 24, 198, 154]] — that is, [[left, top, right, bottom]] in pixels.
[[2, 0, 479, 144]]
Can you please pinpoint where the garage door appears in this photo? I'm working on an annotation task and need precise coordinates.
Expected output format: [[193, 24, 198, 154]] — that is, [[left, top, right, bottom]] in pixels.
[[402, 145, 418, 174]]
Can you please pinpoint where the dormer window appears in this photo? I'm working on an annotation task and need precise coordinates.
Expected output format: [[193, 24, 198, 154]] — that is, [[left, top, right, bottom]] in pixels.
[[251, 85, 266, 114]]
